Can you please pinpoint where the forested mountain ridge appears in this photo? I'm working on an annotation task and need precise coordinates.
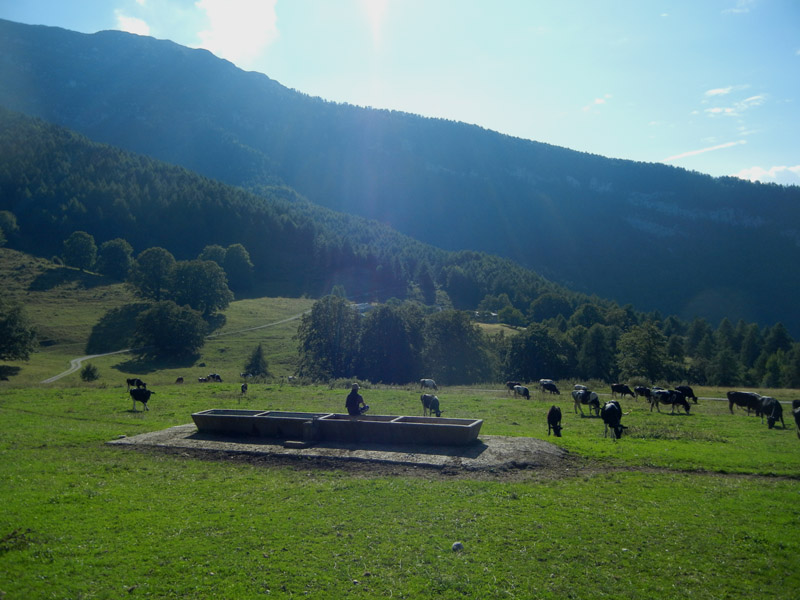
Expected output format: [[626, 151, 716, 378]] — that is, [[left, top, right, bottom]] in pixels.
[[1, 19, 799, 333], [0, 106, 572, 310]]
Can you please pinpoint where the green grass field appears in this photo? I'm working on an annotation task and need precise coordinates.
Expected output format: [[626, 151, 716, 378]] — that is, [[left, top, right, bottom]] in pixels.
[[1, 384, 799, 599], [2, 248, 800, 598]]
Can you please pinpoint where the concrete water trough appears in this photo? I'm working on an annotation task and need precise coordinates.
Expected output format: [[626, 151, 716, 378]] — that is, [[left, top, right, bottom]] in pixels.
[[191, 409, 483, 446]]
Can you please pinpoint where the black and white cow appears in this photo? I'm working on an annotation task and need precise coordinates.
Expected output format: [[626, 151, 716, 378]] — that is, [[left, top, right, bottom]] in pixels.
[[758, 396, 785, 429], [126, 378, 146, 390], [505, 380, 521, 394], [241, 382, 248, 395], [611, 383, 635, 399], [420, 378, 438, 391], [792, 400, 800, 439], [513, 385, 530, 400], [649, 389, 691, 414], [634, 386, 651, 401], [129, 387, 154, 411], [572, 388, 600, 416], [675, 385, 698, 404], [547, 405, 562, 437], [421, 394, 442, 417], [601, 400, 627, 440], [727, 391, 762, 415]]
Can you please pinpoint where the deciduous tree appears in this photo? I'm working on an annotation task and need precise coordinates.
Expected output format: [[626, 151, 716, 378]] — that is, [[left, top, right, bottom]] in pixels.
[[62, 231, 97, 271], [132, 301, 207, 358], [96, 238, 134, 280], [0, 297, 37, 361], [169, 260, 233, 316], [128, 247, 176, 302], [295, 295, 360, 380]]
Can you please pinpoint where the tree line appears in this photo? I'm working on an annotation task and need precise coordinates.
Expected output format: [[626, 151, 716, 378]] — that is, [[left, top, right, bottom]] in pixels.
[[296, 296, 800, 388]]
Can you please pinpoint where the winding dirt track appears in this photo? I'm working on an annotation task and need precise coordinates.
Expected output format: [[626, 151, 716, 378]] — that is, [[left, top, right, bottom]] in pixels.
[[39, 310, 310, 384]]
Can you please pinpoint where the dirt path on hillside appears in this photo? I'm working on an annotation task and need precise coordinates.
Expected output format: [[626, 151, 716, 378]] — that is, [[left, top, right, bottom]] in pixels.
[[40, 310, 310, 384]]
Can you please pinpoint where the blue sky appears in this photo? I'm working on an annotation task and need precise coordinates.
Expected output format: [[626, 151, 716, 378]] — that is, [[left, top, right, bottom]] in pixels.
[[1, 0, 798, 185]]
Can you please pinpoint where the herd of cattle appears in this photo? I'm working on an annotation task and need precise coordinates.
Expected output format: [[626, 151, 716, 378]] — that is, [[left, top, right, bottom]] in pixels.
[[504, 379, 800, 441], [122, 374, 800, 440]]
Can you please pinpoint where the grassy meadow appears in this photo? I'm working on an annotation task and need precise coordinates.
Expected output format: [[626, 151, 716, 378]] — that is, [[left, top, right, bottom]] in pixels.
[[2, 248, 800, 598]]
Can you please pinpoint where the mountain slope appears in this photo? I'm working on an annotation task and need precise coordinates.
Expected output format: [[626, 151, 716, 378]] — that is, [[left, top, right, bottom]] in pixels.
[[1, 19, 799, 332]]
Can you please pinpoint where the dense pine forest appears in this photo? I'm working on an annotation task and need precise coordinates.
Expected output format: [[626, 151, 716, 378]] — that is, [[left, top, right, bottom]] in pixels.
[[1, 107, 798, 387]]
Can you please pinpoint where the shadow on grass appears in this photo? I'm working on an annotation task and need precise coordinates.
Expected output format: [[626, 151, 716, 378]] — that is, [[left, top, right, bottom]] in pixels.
[[28, 266, 115, 291], [113, 353, 200, 376], [86, 303, 151, 354], [0, 365, 21, 381]]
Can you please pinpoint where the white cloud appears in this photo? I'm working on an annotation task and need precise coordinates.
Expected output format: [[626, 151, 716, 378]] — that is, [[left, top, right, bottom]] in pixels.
[[734, 165, 800, 186], [704, 94, 766, 118], [723, 0, 756, 14], [195, 0, 279, 68], [663, 140, 746, 162], [115, 12, 151, 36], [705, 86, 733, 97], [581, 94, 612, 112]]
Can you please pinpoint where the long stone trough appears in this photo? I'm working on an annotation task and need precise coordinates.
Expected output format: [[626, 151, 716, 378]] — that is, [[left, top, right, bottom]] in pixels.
[[191, 409, 483, 446]]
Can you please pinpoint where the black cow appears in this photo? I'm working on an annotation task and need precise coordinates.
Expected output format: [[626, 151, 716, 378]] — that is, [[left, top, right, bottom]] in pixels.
[[541, 381, 560, 395], [505, 380, 521, 394], [241, 383, 248, 395], [792, 400, 800, 439], [208, 373, 223, 383], [129, 388, 154, 411], [601, 400, 627, 440], [572, 388, 600, 416], [175, 376, 184, 384], [126, 378, 146, 390], [421, 394, 441, 417], [611, 383, 635, 399], [634, 386, 651, 401], [675, 385, 698, 404], [727, 391, 762, 415], [547, 405, 562, 437], [758, 396, 785, 429], [650, 389, 691, 414], [513, 385, 530, 400]]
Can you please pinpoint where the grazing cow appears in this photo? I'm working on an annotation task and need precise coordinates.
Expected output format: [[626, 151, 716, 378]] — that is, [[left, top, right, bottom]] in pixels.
[[601, 400, 627, 440], [208, 373, 223, 383], [675, 385, 698, 404], [634, 386, 651, 401], [792, 400, 800, 439], [175, 376, 184, 384], [126, 378, 146, 390], [240, 372, 252, 379], [547, 405, 562, 437], [572, 388, 600, 416], [420, 378, 438, 390], [650, 389, 691, 414], [505, 380, 521, 394], [611, 383, 635, 399], [541, 381, 560, 395], [727, 391, 762, 415], [513, 385, 530, 400], [421, 394, 442, 417], [129, 388, 154, 411], [198, 377, 208, 383], [241, 383, 248, 395], [758, 396, 785, 429]]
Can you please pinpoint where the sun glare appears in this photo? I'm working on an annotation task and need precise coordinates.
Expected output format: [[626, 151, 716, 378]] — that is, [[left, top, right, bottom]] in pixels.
[[361, 0, 389, 48]]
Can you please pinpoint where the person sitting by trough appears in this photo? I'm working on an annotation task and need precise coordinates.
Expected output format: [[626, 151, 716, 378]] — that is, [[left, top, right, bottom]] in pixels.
[[345, 383, 369, 416]]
